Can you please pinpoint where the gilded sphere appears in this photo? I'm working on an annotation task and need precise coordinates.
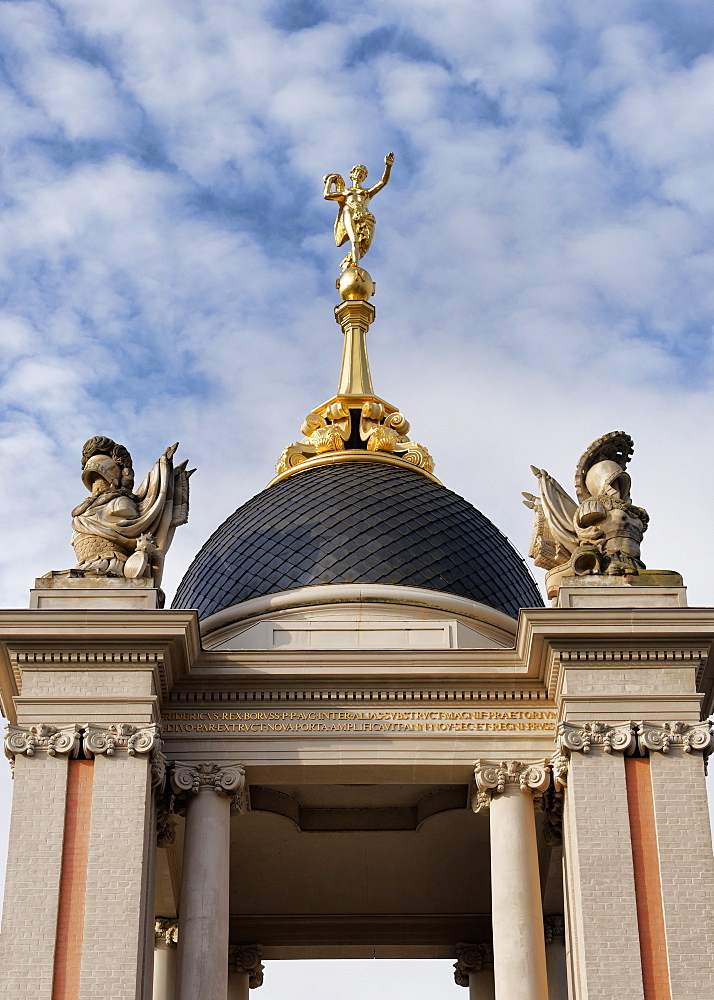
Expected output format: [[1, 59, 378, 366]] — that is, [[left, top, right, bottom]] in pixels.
[[337, 266, 375, 301]]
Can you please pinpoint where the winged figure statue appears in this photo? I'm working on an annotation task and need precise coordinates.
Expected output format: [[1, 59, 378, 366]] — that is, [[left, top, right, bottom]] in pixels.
[[523, 431, 649, 596]]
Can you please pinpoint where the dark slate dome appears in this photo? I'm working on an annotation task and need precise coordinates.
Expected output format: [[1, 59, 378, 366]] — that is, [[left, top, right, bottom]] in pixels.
[[172, 461, 543, 620]]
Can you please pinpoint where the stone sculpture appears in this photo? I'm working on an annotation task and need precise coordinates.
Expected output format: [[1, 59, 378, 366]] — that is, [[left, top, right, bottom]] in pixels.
[[523, 431, 649, 595], [69, 436, 193, 588]]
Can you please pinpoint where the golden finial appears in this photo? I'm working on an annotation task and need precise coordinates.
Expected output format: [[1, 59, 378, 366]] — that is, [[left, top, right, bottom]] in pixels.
[[270, 153, 436, 485]]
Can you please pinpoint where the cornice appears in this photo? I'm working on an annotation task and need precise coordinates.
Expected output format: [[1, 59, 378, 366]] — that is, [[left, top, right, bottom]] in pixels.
[[0, 610, 200, 722]]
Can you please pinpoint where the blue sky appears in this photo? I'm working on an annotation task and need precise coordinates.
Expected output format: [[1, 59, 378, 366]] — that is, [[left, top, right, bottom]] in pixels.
[[1, 1, 714, 993]]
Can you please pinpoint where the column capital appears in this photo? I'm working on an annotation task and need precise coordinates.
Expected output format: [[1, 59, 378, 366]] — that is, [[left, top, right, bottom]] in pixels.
[[154, 917, 178, 947], [473, 759, 550, 812], [636, 720, 712, 756], [544, 914, 565, 944], [453, 942, 492, 985], [557, 720, 635, 755], [229, 945, 264, 988], [171, 762, 248, 812], [83, 722, 161, 758], [4, 722, 81, 759]]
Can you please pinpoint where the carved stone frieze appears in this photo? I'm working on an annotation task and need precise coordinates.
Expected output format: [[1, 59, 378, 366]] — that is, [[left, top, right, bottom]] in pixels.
[[4, 723, 81, 759], [154, 917, 178, 947], [453, 942, 493, 986], [83, 723, 161, 758], [229, 945, 264, 988], [171, 762, 248, 813], [636, 720, 712, 756], [544, 915, 565, 944], [472, 759, 550, 812], [558, 721, 635, 755]]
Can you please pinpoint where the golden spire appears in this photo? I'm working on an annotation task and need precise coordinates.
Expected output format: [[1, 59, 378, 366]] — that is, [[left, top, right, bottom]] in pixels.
[[272, 155, 436, 485]]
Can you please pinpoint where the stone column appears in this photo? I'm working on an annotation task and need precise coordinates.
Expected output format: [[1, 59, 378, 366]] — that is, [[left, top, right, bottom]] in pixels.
[[454, 943, 494, 999], [171, 763, 247, 1000], [474, 760, 550, 1000], [153, 919, 178, 1000], [544, 915, 568, 1000], [228, 945, 264, 1000]]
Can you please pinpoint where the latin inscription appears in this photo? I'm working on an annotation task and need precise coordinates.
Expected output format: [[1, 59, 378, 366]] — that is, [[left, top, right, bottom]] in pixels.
[[162, 709, 557, 736]]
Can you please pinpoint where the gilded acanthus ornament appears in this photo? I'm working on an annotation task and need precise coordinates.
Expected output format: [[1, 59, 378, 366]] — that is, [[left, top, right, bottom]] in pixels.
[[523, 431, 649, 596], [324, 153, 394, 271], [67, 436, 193, 588], [276, 399, 434, 477]]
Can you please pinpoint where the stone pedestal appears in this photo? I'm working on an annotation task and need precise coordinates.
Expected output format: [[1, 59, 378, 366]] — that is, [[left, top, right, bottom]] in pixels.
[[30, 572, 162, 610], [556, 573, 685, 609]]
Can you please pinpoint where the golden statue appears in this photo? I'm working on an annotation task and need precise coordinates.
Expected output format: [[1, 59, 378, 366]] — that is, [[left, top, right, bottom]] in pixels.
[[323, 153, 394, 270]]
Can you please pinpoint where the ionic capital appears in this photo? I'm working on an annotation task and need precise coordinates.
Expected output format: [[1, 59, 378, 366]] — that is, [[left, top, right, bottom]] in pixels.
[[636, 720, 712, 756], [154, 917, 178, 948], [557, 721, 635, 755], [229, 945, 264, 988], [83, 723, 161, 758], [171, 762, 248, 812], [544, 914, 565, 944], [4, 723, 81, 760], [472, 759, 550, 812], [453, 942, 492, 986]]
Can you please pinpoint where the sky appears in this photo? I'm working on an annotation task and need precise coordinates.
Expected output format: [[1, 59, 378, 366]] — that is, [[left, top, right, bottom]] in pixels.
[[1, 0, 714, 994]]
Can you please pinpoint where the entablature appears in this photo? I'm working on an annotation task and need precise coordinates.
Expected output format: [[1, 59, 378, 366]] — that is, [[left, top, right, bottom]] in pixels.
[[0, 605, 712, 724]]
